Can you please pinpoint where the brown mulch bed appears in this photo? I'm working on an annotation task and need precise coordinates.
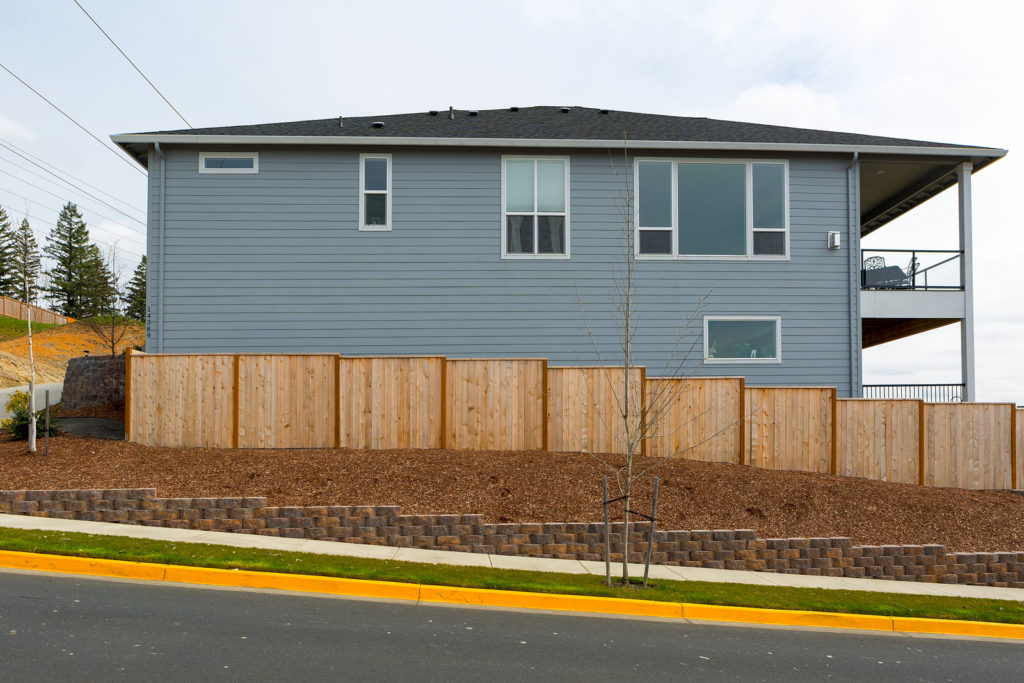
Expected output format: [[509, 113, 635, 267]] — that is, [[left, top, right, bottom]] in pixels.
[[2, 432, 1022, 553], [52, 402, 125, 422]]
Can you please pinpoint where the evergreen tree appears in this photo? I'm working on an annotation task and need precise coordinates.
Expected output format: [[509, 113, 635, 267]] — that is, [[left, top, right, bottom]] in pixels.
[[80, 243, 118, 317], [43, 202, 92, 317], [124, 256, 146, 322], [0, 206, 17, 298], [11, 218, 42, 304]]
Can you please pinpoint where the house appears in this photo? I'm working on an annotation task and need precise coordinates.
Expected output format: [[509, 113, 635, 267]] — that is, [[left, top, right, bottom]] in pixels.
[[111, 107, 1005, 400]]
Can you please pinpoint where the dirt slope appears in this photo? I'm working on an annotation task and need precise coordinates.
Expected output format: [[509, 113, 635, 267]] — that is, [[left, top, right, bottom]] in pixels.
[[0, 321, 144, 388]]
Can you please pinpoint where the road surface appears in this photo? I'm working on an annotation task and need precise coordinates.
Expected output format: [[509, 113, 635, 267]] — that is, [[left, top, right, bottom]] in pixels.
[[1, 570, 1022, 681], [0, 382, 62, 419]]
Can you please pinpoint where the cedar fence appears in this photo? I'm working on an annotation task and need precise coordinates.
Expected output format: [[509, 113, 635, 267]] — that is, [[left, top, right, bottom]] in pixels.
[[125, 351, 1023, 491], [0, 295, 72, 325]]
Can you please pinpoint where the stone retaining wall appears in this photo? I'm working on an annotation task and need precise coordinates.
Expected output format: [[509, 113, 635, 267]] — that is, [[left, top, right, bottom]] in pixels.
[[61, 355, 125, 410], [3, 488, 1023, 588]]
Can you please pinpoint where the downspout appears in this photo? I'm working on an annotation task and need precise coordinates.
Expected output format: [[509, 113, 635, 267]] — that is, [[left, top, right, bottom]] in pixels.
[[846, 152, 860, 397], [153, 142, 166, 353]]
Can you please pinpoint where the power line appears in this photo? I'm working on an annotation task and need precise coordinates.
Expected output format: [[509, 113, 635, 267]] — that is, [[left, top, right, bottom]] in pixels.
[[0, 61, 146, 176], [0, 200, 144, 263], [0, 146, 146, 226], [73, 0, 192, 128], [0, 185, 146, 249], [0, 137, 145, 215]]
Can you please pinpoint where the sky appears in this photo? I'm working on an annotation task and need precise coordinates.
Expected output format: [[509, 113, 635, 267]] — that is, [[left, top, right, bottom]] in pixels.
[[1, 0, 1020, 402]]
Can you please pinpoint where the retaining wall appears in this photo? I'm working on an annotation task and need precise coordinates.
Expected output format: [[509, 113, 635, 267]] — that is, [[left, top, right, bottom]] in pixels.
[[3, 488, 1022, 588], [61, 356, 125, 410]]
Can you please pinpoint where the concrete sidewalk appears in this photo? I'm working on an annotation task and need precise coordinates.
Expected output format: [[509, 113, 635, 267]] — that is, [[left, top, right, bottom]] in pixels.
[[3, 513, 1022, 603]]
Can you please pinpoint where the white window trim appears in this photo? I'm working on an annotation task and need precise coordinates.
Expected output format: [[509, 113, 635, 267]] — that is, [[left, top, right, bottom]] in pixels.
[[703, 315, 783, 365], [198, 151, 258, 174], [634, 158, 789, 261], [501, 155, 571, 260], [359, 153, 393, 232]]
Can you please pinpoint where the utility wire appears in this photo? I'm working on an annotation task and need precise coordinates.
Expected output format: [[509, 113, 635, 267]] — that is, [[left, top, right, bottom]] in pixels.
[[0, 146, 146, 226], [0, 137, 145, 215], [73, 0, 192, 128], [0, 178, 146, 247], [1, 200, 144, 259], [0, 61, 146, 176]]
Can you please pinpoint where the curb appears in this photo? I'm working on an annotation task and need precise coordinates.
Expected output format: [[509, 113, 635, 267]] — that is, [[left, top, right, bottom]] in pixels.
[[2, 550, 1023, 641]]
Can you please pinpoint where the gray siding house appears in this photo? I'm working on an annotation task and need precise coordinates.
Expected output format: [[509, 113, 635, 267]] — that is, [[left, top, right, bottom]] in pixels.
[[112, 107, 1005, 399]]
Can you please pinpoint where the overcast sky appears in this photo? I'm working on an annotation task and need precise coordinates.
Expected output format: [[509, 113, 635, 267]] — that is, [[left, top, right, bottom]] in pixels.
[[1, 0, 1020, 402]]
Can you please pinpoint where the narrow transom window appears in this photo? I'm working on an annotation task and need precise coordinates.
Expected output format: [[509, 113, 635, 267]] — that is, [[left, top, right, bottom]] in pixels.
[[198, 152, 258, 174], [636, 160, 788, 259], [360, 154, 392, 231], [704, 316, 781, 363], [502, 157, 569, 258]]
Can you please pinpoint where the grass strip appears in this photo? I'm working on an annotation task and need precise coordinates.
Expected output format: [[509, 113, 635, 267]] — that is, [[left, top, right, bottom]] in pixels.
[[0, 316, 59, 343], [2, 527, 1022, 624]]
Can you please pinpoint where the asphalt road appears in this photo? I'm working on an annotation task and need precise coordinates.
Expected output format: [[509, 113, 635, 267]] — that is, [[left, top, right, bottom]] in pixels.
[[1, 571, 1022, 682]]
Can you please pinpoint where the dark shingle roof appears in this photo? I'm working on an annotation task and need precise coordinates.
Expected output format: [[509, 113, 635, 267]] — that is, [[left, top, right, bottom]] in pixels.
[[137, 106, 986, 150]]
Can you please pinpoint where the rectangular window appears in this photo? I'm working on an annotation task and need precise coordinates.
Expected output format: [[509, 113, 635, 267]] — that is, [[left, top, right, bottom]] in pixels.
[[636, 159, 788, 259], [198, 152, 258, 174], [502, 157, 569, 258], [360, 154, 392, 231], [704, 316, 781, 364]]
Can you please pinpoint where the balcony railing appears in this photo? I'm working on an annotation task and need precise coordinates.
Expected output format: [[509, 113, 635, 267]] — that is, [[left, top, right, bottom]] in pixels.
[[862, 383, 965, 402], [861, 249, 963, 291]]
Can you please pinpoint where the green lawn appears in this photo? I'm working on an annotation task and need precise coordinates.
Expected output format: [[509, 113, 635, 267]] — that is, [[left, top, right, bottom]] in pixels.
[[0, 315, 59, 343], [2, 527, 1022, 624]]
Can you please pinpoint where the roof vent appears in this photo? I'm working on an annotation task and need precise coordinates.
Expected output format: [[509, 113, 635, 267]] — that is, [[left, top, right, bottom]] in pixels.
[[599, 109, 610, 115], [468, 110, 479, 117], [509, 106, 519, 112], [448, 106, 455, 120], [559, 107, 570, 113], [428, 110, 439, 116], [338, 115, 344, 127], [371, 121, 384, 129]]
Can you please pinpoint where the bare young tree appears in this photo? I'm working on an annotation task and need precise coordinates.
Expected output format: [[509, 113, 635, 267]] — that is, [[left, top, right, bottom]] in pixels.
[[82, 241, 133, 356], [13, 217, 41, 452]]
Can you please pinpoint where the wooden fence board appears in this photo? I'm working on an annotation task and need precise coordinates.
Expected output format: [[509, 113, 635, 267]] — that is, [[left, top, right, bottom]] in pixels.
[[0, 295, 71, 325], [128, 353, 234, 447], [745, 387, 833, 473], [336, 356, 443, 449], [835, 399, 920, 483], [645, 377, 742, 463], [547, 366, 644, 455], [237, 355, 335, 449], [446, 359, 545, 451], [1015, 408, 1022, 490], [925, 403, 1014, 489]]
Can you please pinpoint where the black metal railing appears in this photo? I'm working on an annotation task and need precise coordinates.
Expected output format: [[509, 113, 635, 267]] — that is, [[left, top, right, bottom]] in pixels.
[[861, 249, 963, 291], [862, 383, 965, 402]]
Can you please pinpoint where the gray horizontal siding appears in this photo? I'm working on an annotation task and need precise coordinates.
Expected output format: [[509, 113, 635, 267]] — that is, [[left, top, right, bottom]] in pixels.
[[147, 146, 854, 394]]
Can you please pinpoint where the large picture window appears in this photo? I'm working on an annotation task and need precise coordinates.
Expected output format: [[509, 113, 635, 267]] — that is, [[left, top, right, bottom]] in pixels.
[[636, 160, 788, 258], [360, 153, 391, 231], [704, 316, 781, 363], [502, 157, 569, 258]]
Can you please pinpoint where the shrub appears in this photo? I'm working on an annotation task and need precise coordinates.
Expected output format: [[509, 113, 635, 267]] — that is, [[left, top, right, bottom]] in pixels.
[[1, 390, 60, 439]]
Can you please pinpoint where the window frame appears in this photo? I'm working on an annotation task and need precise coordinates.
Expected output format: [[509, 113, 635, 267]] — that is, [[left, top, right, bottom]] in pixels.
[[501, 155, 571, 260], [634, 158, 789, 261], [359, 153, 393, 232], [703, 315, 783, 365], [198, 151, 259, 174]]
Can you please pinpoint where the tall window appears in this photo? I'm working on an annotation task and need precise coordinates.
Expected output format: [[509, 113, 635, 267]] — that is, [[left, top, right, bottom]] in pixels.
[[503, 157, 569, 258], [360, 154, 391, 231], [636, 160, 788, 258]]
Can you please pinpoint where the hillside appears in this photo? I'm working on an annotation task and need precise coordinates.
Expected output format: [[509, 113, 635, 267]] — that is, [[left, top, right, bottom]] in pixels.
[[0, 318, 145, 388], [0, 316, 59, 343]]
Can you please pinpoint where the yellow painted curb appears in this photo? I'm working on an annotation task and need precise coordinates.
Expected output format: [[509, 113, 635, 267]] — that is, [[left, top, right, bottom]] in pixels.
[[2, 550, 1023, 641]]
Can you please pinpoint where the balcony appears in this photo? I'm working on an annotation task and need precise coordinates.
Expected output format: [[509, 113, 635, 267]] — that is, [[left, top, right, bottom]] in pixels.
[[861, 249, 963, 291]]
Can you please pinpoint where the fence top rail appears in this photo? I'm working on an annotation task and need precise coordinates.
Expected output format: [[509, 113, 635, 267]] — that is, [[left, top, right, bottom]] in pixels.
[[446, 357, 547, 362], [744, 385, 836, 391], [838, 397, 924, 403], [924, 402, 1017, 408]]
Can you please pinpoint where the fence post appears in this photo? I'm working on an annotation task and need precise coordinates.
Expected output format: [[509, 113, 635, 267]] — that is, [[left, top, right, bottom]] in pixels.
[[918, 400, 927, 486], [542, 358, 549, 452], [334, 355, 342, 449], [639, 365, 647, 457], [1011, 406, 1018, 490], [439, 357, 448, 449], [738, 377, 747, 466], [124, 348, 133, 442], [232, 355, 241, 449], [830, 388, 839, 475]]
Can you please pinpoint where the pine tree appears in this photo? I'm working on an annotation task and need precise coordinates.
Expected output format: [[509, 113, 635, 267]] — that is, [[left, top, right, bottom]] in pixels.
[[80, 243, 118, 318], [124, 256, 146, 322], [0, 206, 18, 298], [43, 202, 92, 318], [11, 218, 42, 304]]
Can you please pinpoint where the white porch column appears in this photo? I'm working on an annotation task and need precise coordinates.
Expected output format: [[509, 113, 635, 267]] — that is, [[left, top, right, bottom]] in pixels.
[[957, 162, 976, 402]]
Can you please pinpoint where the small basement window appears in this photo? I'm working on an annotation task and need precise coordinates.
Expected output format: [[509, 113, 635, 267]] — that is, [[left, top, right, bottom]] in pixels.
[[704, 316, 781, 363], [198, 152, 258, 174], [359, 154, 392, 231]]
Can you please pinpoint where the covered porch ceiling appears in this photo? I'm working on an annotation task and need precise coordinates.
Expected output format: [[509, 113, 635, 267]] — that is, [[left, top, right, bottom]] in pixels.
[[859, 153, 1001, 237]]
